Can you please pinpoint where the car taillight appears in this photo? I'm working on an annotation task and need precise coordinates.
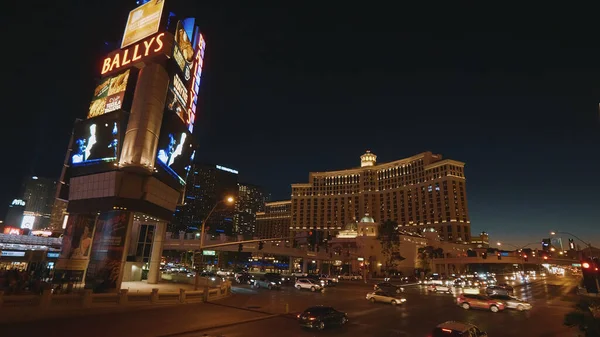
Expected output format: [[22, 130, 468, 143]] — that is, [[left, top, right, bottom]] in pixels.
[[296, 314, 301, 319], [308, 317, 316, 321]]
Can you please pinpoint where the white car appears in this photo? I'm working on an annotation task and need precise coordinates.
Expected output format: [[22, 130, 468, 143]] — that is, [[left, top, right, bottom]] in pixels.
[[295, 278, 323, 292], [366, 290, 406, 305], [318, 274, 339, 284], [427, 284, 453, 293]]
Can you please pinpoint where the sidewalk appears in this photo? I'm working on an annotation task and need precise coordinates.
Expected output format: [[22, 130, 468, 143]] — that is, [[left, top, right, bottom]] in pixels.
[[0, 296, 275, 337]]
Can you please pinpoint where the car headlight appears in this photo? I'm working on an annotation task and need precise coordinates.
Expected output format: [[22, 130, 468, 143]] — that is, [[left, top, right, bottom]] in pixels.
[[270, 282, 276, 285], [211, 277, 216, 281], [400, 298, 407, 302]]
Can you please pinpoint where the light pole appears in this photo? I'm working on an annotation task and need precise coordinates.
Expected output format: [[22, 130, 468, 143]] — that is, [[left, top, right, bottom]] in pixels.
[[550, 231, 593, 256], [496, 241, 539, 272], [194, 196, 234, 290]]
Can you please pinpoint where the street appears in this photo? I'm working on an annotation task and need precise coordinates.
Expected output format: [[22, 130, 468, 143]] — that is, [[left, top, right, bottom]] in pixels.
[[0, 276, 580, 337]]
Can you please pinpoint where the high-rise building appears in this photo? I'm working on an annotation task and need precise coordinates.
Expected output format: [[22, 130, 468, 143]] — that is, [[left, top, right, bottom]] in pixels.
[[21, 176, 56, 229], [236, 183, 266, 237], [173, 163, 239, 235], [4, 198, 27, 228], [290, 151, 470, 242], [256, 201, 292, 239]]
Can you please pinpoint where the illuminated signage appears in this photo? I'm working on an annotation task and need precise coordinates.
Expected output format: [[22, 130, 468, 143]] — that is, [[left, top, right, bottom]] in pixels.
[[121, 0, 165, 48], [62, 214, 69, 229], [1, 251, 26, 257], [216, 165, 238, 174], [187, 34, 206, 134], [47, 252, 60, 258], [3, 227, 21, 235], [172, 74, 189, 108], [88, 70, 131, 118], [173, 46, 187, 75], [102, 33, 166, 76], [11, 199, 26, 207], [203, 250, 216, 256], [21, 215, 36, 229]]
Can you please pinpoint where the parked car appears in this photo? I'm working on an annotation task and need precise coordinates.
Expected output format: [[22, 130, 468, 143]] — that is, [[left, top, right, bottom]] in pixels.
[[427, 284, 453, 293], [297, 306, 348, 330], [456, 294, 505, 313], [374, 282, 404, 294], [366, 290, 406, 305], [489, 294, 532, 311], [485, 284, 514, 296], [431, 321, 487, 337], [295, 278, 323, 292]]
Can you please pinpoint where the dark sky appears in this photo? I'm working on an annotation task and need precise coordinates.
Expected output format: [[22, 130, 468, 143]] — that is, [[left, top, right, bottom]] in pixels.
[[2, 2, 599, 247]]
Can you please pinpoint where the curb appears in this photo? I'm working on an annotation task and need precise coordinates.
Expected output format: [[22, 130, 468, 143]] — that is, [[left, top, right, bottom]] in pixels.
[[158, 314, 280, 336]]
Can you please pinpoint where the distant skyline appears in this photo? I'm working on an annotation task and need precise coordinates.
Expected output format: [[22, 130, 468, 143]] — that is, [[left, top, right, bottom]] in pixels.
[[1, 1, 598, 247]]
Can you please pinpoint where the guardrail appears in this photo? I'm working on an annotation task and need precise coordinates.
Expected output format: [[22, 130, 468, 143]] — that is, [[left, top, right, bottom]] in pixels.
[[0, 281, 232, 309]]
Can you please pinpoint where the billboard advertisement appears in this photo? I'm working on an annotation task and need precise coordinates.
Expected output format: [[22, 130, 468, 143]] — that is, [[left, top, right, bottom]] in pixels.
[[21, 215, 35, 229], [59, 214, 95, 260], [70, 112, 126, 174], [121, 0, 165, 48], [85, 211, 130, 292], [88, 69, 133, 119], [187, 33, 207, 134], [165, 73, 190, 125], [155, 112, 195, 186]]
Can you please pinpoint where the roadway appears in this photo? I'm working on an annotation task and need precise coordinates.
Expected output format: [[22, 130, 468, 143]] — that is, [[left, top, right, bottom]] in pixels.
[[186, 276, 579, 337], [0, 276, 580, 337]]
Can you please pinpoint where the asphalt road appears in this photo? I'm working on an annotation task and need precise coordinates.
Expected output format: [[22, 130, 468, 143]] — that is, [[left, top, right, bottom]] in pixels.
[[0, 276, 580, 337], [185, 276, 579, 337]]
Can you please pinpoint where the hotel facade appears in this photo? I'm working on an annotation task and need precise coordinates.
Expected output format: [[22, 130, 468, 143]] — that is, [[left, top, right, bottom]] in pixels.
[[290, 151, 471, 243]]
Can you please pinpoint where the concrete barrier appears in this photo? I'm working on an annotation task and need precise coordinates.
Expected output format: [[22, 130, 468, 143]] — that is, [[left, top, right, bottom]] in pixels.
[[0, 281, 232, 310]]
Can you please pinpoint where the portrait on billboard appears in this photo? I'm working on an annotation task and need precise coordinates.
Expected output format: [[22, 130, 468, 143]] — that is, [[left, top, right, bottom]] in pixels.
[[175, 20, 194, 63], [88, 69, 132, 118], [155, 113, 195, 185], [60, 214, 95, 260], [71, 113, 121, 166], [85, 211, 130, 292]]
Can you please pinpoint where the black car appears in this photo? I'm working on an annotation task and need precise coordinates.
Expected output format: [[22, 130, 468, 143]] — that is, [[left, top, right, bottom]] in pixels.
[[485, 284, 514, 296], [297, 306, 348, 330], [374, 282, 403, 294]]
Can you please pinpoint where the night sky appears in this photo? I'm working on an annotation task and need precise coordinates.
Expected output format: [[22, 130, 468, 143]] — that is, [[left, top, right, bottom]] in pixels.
[[2, 2, 598, 247]]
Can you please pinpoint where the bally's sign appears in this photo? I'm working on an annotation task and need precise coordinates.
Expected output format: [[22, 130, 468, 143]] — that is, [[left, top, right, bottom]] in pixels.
[[101, 32, 173, 76]]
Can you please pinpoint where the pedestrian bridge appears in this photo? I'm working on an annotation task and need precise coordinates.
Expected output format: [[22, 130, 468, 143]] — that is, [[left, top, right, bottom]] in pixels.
[[162, 237, 332, 260]]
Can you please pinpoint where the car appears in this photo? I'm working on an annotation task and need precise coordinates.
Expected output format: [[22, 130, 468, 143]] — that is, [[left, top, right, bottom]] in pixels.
[[427, 284, 453, 293], [374, 282, 404, 294], [295, 278, 323, 292], [485, 284, 514, 296], [234, 272, 253, 284], [253, 274, 282, 290], [430, 321, 487, 337], [305, 274, 328, 287], [489, 294, 532, 311], [297, 306, 348, 330], [366, 290, 406, 305], [456, 293, 505, 313], [318, 274, 339, 285]]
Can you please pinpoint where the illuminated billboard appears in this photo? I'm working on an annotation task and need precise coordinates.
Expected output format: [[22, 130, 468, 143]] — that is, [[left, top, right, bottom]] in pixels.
[[165, 73, 190, 125], [155, 112, 195, 186], [88, 70, 132, 118], [186, 33, 207, 134], [121, 0, 165, 48], [21, 215, 35, 229], [70, 112, 126, 173]]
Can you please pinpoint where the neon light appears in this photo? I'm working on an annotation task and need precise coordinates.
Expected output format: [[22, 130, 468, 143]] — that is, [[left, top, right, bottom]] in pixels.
[[102, 33, 165, 75], [216, 165, 238, 174], [187, 33, 206, 134]]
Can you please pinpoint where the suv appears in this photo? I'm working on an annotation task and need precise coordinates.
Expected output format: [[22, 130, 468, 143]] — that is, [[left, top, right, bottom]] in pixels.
[[295, 278, 323, 292], [430, 321, 487, 337], [456, 293, 505, 313], [253, 274, 282, 290], [374, 282, 403, 294]]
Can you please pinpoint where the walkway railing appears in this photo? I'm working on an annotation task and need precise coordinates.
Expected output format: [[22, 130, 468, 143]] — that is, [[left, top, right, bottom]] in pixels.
[[0, 281, 232, 309]]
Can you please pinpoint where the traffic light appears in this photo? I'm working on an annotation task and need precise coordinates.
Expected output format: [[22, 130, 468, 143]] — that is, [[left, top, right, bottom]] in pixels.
[[238, 243, 243, 252], [581, 258, 599, 294], [497, 252, 501, 260], [308, 230, 316, 246], [258, 241, 264, 250], [481, 252, 487, 259], [523, 254, 528, 262]]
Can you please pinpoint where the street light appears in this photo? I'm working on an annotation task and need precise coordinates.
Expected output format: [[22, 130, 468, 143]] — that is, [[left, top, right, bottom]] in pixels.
[[496, 241, 539, 272], [550, 231, 593, 255], [194, 196, 235, 290]]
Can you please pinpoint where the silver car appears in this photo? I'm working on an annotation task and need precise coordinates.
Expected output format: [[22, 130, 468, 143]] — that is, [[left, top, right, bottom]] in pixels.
[[490, 294, 532, 311], [366, 290, 406, 305]]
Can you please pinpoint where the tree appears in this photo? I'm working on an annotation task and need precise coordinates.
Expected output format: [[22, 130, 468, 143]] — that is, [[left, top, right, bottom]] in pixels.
[[377, 220, 405, 274], [417, 246, 434, 272], [564, 297, 600, 336]]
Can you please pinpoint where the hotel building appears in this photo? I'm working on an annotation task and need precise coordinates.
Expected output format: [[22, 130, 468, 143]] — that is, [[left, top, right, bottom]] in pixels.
[[290, 151, 470, 242]]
